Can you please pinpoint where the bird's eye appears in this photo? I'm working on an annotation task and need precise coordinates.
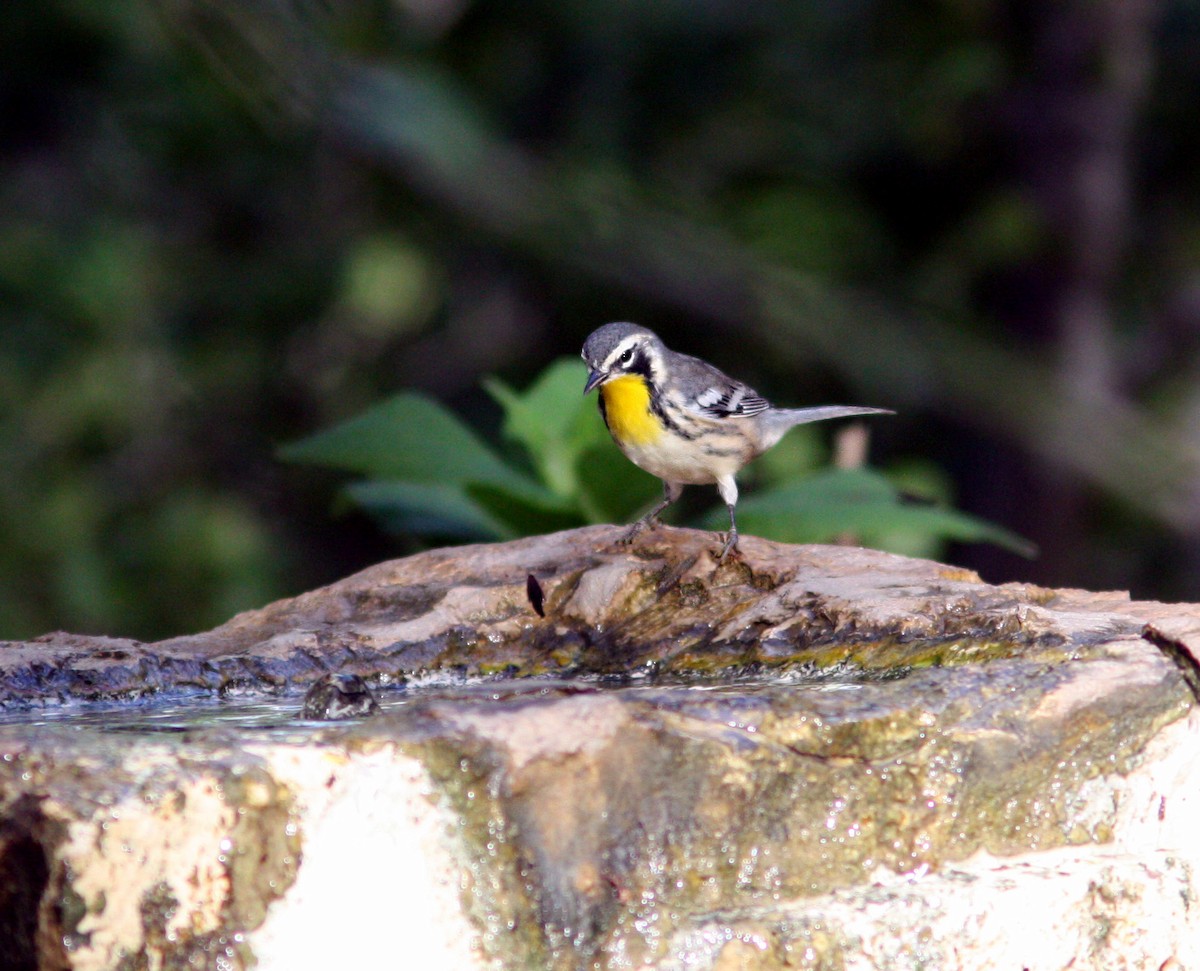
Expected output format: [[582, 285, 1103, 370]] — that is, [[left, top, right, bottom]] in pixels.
[[618, 347, 635, 366]]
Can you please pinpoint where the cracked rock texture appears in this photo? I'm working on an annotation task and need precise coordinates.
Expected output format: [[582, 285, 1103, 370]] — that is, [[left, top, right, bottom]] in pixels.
[[1, 525, 1199, 970]]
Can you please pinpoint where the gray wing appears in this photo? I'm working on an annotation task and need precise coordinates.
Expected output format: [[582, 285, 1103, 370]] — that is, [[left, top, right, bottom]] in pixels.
[[671, 353, 772, 419]]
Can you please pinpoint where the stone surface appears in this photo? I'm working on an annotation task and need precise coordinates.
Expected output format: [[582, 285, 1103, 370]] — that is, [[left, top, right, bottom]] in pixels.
[[1, 525, 1199, 969], [0, 526, 1087, 707]]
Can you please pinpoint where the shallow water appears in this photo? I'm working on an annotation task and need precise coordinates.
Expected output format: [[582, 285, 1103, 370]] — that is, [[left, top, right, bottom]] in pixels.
[[0, 678, 540, 736], [0, 671, 873, 738]]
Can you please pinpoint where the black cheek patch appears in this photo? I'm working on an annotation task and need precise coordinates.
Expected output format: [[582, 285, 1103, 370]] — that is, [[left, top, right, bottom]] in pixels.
[[629, 349, 653, 378]]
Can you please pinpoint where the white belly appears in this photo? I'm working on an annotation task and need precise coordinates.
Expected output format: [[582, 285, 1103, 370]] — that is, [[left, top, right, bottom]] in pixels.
[[619, 430, 747, 486]]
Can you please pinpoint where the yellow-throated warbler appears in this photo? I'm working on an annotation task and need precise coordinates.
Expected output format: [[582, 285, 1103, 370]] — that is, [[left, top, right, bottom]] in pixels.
[[582, 321, 892, 559]]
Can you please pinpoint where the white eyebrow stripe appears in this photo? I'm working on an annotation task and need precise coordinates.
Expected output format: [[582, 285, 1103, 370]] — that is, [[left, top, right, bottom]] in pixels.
[[603, 336, 643, 370]]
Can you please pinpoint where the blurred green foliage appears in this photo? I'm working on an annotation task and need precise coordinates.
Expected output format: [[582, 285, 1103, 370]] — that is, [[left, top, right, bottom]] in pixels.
[[281, 360, 655, 539], [283, 358, 1032, 558], [4, 0, 1200, 639]]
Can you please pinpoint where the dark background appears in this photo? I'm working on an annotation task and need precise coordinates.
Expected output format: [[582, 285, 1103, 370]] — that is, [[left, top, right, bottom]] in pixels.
[[4, 0, 1200, 640]]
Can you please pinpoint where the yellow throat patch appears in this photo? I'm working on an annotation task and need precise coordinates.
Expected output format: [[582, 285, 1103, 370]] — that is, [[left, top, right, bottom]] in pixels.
[[600, 375, 661, 446]]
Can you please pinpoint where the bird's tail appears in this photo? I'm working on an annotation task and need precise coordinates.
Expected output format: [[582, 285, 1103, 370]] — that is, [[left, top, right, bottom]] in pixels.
[[760, 405, 893, 450]]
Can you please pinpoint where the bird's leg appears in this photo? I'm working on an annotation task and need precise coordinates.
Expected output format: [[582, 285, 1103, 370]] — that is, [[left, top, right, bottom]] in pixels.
[[717, 503, 740, 561], [621, 481, 682, 544], [716, 475, 741, 561]]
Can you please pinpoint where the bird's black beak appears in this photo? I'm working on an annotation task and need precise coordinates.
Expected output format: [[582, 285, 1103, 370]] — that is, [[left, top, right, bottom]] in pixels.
[[583, 368, 606, 394]]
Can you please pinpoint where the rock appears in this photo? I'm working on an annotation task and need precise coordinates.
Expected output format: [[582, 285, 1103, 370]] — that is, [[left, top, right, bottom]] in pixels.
[[0, 525, 1198, 969], [0, 526, 1101, 707]]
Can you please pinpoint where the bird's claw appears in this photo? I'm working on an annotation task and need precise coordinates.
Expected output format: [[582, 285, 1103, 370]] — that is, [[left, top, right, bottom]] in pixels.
[[618, 516, 659, 546], [716, 530, 740, 562]]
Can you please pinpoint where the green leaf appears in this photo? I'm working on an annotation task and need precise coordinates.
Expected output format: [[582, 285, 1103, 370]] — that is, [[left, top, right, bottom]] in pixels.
[[279, 393, 535, 492], [574, 441, 663, 524], [345, 480, 515, 541], [751, 425, 828, 487], [280, 366, 1029, 560], [484, 358, 606, 499], [486, 356, 662, 523], [466, 482, 586, 536], [485, 358, 590, 453], [701, 468, 1035, 556]]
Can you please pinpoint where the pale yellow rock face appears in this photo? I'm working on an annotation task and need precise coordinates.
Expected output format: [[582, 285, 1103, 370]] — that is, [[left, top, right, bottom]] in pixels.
[[1, 526, 1199, 970]]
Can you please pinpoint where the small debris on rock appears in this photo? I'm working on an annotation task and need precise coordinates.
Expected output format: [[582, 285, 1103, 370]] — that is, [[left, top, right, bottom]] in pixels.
[[301, 673, 380, 720], [527, 573, 546, 617]]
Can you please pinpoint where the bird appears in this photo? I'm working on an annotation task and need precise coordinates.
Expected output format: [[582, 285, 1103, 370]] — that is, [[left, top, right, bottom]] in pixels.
[[581, 321, 892, 560]]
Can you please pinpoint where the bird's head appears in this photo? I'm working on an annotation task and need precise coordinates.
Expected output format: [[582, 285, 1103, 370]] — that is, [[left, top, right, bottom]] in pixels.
[[581, 322, 663, 394]]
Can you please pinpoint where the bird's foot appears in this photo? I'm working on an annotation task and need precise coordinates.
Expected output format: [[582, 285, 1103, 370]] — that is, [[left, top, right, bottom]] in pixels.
[[618, 515, 659, 546], [716, 529, 741, 562]]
